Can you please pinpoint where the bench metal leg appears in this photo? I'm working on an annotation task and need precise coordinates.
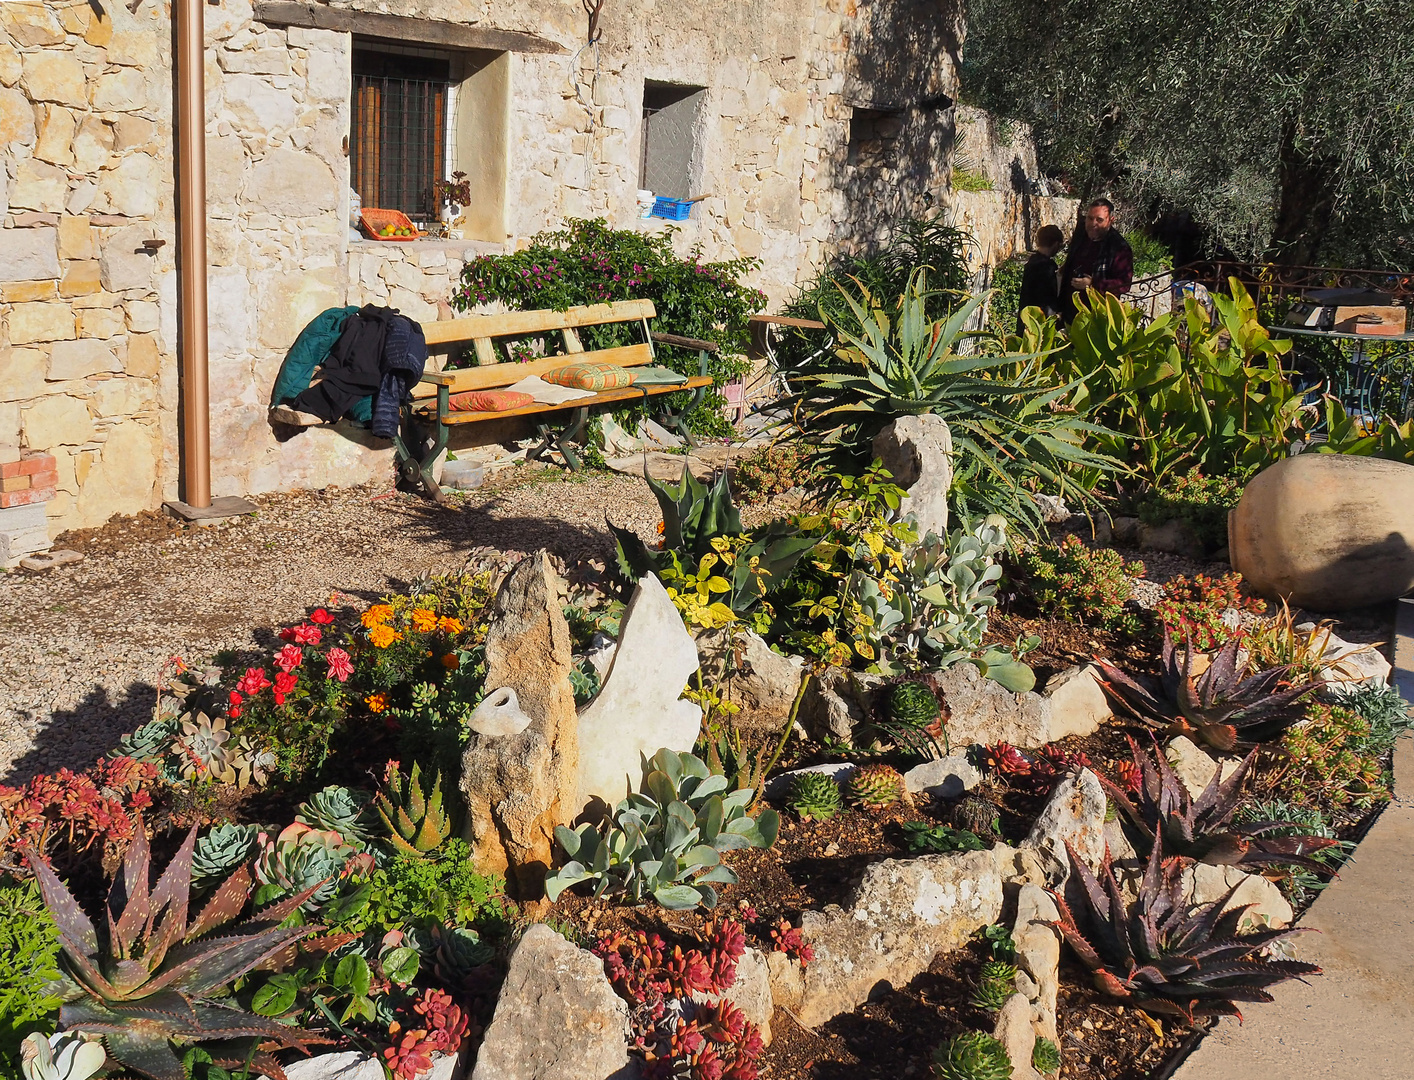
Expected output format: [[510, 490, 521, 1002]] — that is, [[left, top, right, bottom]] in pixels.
[[395, 398, 447, 501], [529, 406, 588, 472]]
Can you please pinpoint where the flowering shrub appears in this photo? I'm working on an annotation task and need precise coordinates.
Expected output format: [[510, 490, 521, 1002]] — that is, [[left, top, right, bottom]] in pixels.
[[595, 919, 763, 1079], [454, 218, 764, 436], [1011, 535, 1144, 635], [1154, 572, 1266, 650], [0, 757, 157, 863]]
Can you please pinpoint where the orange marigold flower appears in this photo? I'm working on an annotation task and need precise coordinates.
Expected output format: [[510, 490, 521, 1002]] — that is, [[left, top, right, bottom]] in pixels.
[[411, 608, 438, 632], [656, 520, 666, 535], [438, 616, 463, 635], [365, 691, 390, 713], [368, 624, 401, 649], [441, 653, 459, 670], [361, 604, 394, 629]]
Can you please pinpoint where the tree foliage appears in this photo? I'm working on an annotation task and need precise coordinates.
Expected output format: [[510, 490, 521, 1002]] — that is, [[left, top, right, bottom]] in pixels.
[[962, 0, 1414, 266]]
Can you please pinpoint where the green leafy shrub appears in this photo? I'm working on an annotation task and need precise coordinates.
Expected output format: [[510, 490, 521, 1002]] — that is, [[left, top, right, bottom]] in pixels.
[[1269, 694, 1410, 816], [0, 879, 62, 1074], [931, 1031, 1013, 1080], [352, 840, 507, 933], [545, 749, 779, 910], [732, 442, 822, 505], [453, 218, 765, 437], [787, 772, 843, 822], [985, 254, 1026, 336], [902, 821, 988, 853], [1313, 398, 1414, 464], [1128, 232, 1173, 278], [952, 168, 994, 192], [1137, 472, 1245, 551], [1012, 535, 1144, 635], [1154, 572, 1266, 650]]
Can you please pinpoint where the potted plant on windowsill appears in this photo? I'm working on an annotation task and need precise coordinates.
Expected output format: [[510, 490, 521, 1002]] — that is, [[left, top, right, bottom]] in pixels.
[[434, 171, 472, 237]]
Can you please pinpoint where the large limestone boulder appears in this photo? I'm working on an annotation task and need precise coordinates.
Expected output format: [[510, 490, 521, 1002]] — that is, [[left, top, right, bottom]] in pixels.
[[797, 666, 883, 745], [769, 849, 1003, 1028], [1182, 863, 1293, 930], [696, 628, 806, 735], [461, 553, 579, 897], [472, 925, 636, 1080], [1229, 454, 1414, 611], [574, 574, 702, 815], [1011, 884, 1061, 1045], [871, 414, 954, 537]]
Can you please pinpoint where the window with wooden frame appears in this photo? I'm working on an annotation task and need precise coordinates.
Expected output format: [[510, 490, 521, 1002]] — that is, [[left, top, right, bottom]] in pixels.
[[350, 47, 452, 222]]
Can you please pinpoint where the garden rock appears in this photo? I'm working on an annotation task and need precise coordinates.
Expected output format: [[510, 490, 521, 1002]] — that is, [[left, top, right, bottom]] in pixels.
[[283, 1052, 385, 1080], [1164, 736, 1242, 799], [584, 632, 617, 680], [1041, 664, 1110, 741], [1112, 516, 1142, 546], [1034, 494, 1070, 524], [472, 924, 636, 1080], [991, 844, 1050, 889], [1303, 624, 1392, 696], [1139, 518, 1206, 559], [1182, 863, 1293, 930], [697, 628, 806, 735], [764, 761, 857, 801], [798, 666, 882, 745], [904, 754, 982, 800], [575, 573, 702, 814], [1022, 768, 1107, 880], [1011, 884, 1061, 1045], [787, 849, 1003, 1027], [461, 552, 580, 896], [468, 687, 535, 737], [994, 992, 1044, 1080], [935, 661, 1050, 747], [693, 946, 775, 1046], [1229, 453, 1414, 610], [871, 414, 953, 537]]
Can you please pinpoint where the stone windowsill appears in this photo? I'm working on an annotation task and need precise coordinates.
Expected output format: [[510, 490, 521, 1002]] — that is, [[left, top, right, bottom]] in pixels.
[[347, 237, 506, 256]]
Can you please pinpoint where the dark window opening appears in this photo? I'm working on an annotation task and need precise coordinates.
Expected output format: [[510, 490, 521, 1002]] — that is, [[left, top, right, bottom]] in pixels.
[[847, 107, 905, 167], [640, 81, 705, 199], [351, 47, 451, 221]]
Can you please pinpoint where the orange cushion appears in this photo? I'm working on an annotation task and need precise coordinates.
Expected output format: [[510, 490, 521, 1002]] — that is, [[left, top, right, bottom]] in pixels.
[[449, 389, 535, 412], [541, 362, 635, 391]]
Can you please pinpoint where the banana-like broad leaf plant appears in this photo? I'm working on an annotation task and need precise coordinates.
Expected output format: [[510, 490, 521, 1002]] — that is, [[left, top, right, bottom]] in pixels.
[[27, 824, 325, 1080]]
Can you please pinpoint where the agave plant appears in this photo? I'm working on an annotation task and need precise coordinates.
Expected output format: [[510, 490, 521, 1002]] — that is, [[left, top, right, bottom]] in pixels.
[[374, 762, 453, 856], [26, 824, 323, 1080], [192, 823, 262, 888], [1049, 837, 1321, 1023], [254, 822, 361, 912], [789, 268, 1120, 535], [1100, 736, 1341, 874], [296, 785, 372, 844], [1095, 633, 1322, 751], [546, 749, 780, 910]]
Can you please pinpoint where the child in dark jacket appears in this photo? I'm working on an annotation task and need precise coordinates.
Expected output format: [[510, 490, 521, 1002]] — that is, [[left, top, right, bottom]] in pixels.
[[1016, 224, 1065, 330]]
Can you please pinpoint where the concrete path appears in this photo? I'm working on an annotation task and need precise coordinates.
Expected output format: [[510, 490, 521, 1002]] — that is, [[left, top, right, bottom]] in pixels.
[[1174, 595, 1414, 1079]]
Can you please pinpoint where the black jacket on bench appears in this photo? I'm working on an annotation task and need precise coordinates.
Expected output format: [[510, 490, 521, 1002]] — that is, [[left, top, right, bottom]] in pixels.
[[290, 305, 426, 436]]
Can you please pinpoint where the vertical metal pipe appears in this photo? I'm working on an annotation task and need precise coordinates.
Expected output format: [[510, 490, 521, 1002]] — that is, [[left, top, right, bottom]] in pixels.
[[175, 0, 211, 507]]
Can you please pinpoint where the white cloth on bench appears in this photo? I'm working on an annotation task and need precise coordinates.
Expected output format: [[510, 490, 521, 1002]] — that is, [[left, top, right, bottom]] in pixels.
[[503, 374, 599, 405]]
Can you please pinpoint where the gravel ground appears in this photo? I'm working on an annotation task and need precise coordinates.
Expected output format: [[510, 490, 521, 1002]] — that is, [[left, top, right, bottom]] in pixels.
[[0, 465, 671, 785]]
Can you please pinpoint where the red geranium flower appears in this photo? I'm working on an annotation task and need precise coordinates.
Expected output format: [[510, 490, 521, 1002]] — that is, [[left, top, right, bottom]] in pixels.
[[273, 670, 299, 705], [273, 645, 303, 673], [310, 608, 335, 625], [228, 690, 244, 719], [278, 627, 296, 642], [325, 647, 354, 682], [236, 667, 272, 695], [292, 624, 323, 646]]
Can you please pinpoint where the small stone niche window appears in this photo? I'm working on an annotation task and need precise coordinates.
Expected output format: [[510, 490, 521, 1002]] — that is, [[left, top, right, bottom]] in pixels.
[[847, 106, 905, 168], [639, 81, 706, 199]]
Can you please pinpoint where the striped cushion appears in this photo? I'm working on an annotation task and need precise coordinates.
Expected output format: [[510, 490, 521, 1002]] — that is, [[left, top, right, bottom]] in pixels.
[[541, 362, 636, 391], [449, 389, 536, 412]]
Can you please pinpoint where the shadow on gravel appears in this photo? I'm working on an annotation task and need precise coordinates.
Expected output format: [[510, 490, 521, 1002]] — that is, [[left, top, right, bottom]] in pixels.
[[3, 680, 158, 786]]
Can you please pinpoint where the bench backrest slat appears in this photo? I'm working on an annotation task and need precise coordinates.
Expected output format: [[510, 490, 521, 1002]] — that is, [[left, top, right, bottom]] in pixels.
[[410, 342, 656, 399], [423, 299, 658, 348]]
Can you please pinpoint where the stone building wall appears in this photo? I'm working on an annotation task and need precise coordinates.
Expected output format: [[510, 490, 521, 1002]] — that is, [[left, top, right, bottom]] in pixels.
[[1, 0, 1067, 538]]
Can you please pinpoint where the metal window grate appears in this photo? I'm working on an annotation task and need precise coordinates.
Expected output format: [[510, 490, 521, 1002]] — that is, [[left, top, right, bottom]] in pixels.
[[351, 51, 450, 221]]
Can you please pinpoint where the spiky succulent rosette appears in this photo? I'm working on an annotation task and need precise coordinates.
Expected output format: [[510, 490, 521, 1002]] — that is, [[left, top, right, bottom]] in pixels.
[[191, 823, 262, 888], [374, 761, 453, 856], [1049, 837, 1321, 1023], [1095, 632, 1321, 751], [952, 792, 1000, 838], [889, 681, 941, 729], [931, 1031, 1012, 1080], [26, 825, 324, 1080], [786, 771, 843, 822], [254, 823, 359, 912], [1100, 735, 1341, 874], [846, 763, 905, 810]]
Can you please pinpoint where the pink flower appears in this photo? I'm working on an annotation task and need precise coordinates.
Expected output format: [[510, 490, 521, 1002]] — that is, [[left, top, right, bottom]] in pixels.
[[273, 670, 298, 706], [325, 647, 354, 683], [310, 608, 335, 625], [273, 645, 303, 673], [278, 627, 297, 642], [291, 624, 323, 646], [236, 667, 272, 695]]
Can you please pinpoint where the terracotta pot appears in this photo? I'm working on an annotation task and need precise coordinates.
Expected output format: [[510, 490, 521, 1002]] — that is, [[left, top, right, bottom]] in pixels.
[[1229, 453, 1414, 611]]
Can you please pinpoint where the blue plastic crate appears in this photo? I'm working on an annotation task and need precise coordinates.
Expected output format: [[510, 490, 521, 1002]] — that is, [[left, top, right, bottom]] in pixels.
[[652, 197, 693, 220]]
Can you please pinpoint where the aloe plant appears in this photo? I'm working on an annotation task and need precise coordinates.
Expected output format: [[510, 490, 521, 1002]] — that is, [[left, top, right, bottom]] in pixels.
[[374, 762, 453, 856], [546, 749, 779, 910], [1096, 632, 1322, 751], [26, 825, 322, 1080]]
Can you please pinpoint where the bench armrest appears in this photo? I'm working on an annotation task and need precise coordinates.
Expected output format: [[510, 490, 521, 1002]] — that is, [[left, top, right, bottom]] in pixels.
[[420, 371, 456, 387], [651, 331, 721, 354]]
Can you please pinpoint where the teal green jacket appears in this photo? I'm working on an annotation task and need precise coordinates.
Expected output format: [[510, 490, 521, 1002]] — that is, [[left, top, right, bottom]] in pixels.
[[269, 306, 374, 424]]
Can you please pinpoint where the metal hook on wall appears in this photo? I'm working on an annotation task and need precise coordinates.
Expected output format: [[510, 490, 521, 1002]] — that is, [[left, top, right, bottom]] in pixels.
[[583, 0, 605, 45]]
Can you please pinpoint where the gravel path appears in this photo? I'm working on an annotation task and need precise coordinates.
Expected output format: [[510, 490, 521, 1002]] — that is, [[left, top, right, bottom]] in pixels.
[[0, 466, 667, 785]]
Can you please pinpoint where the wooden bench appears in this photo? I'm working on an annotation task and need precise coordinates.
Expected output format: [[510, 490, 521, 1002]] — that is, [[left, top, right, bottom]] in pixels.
[[395, 299, 717, 497]]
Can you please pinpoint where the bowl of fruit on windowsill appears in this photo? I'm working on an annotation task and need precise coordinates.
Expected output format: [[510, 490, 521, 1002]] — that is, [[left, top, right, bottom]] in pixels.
[[360, 207, 423, 241]]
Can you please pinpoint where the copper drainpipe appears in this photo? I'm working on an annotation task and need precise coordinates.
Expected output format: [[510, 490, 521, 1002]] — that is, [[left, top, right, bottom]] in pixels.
[[175, 0, 211, 508]]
